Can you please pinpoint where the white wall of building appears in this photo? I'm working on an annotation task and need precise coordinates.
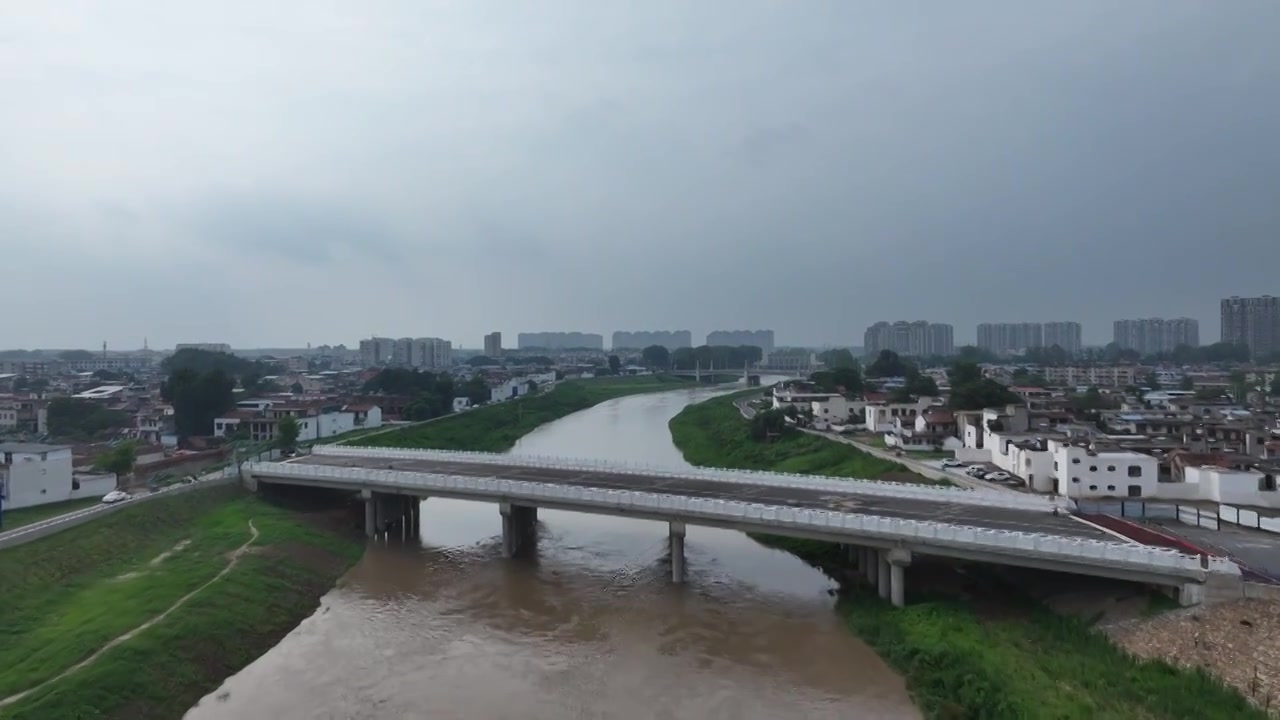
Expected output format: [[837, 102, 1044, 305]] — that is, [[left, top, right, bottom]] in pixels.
[[1167, 466, 1280, 509], [1, 446, 116, 510], [1052, 443, 1158, 499]]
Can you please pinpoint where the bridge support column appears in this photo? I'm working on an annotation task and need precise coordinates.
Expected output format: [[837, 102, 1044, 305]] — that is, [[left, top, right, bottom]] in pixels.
[[670, 521, 686, 583], [888, 549, 912, 608], [500, 503, 538, 558], [865, 548, 878, 587], [362, 489, 375, 539], [1178, 582, 1205, 607], [877, 552, 891, 601]]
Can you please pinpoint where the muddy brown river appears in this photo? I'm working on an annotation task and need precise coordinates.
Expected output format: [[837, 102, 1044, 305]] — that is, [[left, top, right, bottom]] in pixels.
[[186, 383, 919, 719]]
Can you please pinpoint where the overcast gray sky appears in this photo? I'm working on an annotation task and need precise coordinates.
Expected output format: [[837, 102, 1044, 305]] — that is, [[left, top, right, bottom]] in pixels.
[[3, 1, 1278, 350]]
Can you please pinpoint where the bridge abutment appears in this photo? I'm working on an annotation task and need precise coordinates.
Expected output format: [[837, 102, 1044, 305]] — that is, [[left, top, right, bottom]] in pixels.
[[500, 503, 538, 558], [670, 521, 686, 583]]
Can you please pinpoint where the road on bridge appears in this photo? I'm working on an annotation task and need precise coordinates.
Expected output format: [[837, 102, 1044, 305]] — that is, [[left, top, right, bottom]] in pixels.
[[294, 454, 1109, 540]]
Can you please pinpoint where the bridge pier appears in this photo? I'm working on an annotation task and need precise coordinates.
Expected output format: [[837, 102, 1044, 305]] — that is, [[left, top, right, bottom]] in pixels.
[[865, 548, 877, 587], [877, 552, 891, 600], [670, 521, 686, 583], [500, 502, 538, 558], [887, 549, 912, 608], [362, 489, 375, 538]]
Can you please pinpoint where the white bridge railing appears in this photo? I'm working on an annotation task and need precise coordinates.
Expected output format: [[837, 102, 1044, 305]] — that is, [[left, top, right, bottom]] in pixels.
[[311, 445, 1071, 513], [249, 461, 1235, 580]]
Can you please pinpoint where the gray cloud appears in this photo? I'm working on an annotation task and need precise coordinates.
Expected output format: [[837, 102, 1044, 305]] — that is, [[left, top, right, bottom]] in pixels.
[[1, 1, 1278, 349]]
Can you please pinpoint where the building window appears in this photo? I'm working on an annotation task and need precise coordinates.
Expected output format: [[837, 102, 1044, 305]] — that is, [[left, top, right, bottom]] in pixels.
[[1128, 465, 1143, 477], [1089, 466, 1097, 472], [1107, 465, 1116, 472], [1054, 461, 1059, 470], [1261, 475, 1277, 492], [1128, 485, 1143, 497], [1106, 485, 1116, 492], [1072, 458, 1081, 464], [1088, 485, 1098, 491], [1072, 477, 1080, 484]]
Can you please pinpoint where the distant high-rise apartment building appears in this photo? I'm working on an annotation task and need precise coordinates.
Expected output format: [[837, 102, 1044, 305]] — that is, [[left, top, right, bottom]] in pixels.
[[1221, 296, 1280, 358], [175, 343, 232, 354], [483, 332, 503, 357], [1042, 322, 1083, 356], [705, 330, 775, 353], [517, 332, 605, 351], [976, 323, 1044, 355], [1112, 318, 1199, 356], [611, 330, 693, 350], [863, 321, 954, 357], [359, 337, 395, 367]]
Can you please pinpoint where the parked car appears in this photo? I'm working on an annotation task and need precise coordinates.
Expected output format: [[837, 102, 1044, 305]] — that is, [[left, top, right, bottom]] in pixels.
[[101, 490, 131, 504], [941, 459, 965, 468], [965, 466, 987, 477], [986, 472, 1012, 482]]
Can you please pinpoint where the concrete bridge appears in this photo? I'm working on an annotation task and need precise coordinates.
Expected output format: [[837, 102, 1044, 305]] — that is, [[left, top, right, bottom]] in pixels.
[[666, 363, 803, 383], [243, 446, 1241, 607]]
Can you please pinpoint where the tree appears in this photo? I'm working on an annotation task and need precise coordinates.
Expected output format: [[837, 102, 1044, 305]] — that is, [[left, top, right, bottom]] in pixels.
[[276, 415, 300, 449], [1229, 370, 1249, 403], [1270, 374, 1280, 397], [749, 408, 788, 441], [93, 441, 137, 478], [947, 362, 984, 388], [866, 350, 910, 378], [526, 380, 539, 395], [162, 368, 236, 438], [290, 381, 304, 394], [640, 345, 671, 369], [817, 348, 856, 369], [905, 372, 939, 397], [466, 355, 497, 367], [58, 349, 95, 361], [464, 375, 490, 405], [1179, 375, 1195, 391], [47, 398, 129, 439], [1143, 371, 1161, 390], [608, 355, 621, 375]]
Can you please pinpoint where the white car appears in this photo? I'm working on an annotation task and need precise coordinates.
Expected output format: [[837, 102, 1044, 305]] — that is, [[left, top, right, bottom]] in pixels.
[[941, 459, 965, 468], [101, 490, 131, 504], [965, 466, 987, 477], [986, 472, 1012, 482]]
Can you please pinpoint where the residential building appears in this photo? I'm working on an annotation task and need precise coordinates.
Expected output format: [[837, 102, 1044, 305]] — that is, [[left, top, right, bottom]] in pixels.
[[1113, 318, 1199, 355], [885, 408, 962, 453], [213, 402, 379, 443], [1042, 322, 1083, 356], [0, 443, 116, 510], [705, 330, 775, 353], [1040, 365, 1137, 387], [863, 395, 942, 433], [863, 321, 954, 357], [761, 350, 819, 373], [174, 343, 231, 353], [483, 332, 503, 357], [517, 332, 605, 351], [359, 337, 395, 367], [1221, 295, 1280, 358], [611, 330, 692, 350], [976, 322, 1043, 355]]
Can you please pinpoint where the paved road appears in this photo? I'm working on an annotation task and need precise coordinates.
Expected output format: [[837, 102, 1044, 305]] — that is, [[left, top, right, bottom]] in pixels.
[[1146, 520, 1280, 582], [294, 454, 1110, 540]]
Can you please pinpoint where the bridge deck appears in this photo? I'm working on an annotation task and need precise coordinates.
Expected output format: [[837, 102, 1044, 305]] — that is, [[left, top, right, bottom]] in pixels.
[[294, 454, 1109, 541]]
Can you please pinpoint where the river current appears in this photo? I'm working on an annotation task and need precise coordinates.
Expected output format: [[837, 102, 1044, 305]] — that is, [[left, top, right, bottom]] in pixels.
[[186, 382, 918, 719]]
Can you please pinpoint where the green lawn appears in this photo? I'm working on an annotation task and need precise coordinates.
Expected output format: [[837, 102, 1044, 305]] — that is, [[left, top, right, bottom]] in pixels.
[[0, 485, 362, 720], [357, 374, 697, 453], [0, 497, 104, 531], [669, 391, 936, 483]]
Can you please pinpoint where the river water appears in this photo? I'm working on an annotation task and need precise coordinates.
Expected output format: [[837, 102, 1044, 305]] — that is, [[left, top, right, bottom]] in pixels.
[[186, 383, 918, 719]]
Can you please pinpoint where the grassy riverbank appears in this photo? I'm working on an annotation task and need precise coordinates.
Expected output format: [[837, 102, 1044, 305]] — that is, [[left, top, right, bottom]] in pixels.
[[0, 485, 362, 720], [668, 390, 932, 482], [358, 374, 697, 452], [669, 392, 1266, 719], [0, 497, 103, 531]]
